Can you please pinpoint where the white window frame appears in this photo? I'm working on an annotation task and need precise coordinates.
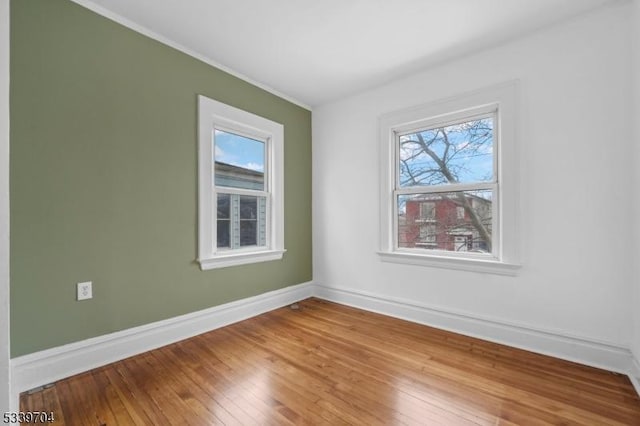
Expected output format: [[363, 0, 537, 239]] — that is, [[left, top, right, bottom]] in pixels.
[[198, 95, 285, 270], [378, 82, 521, 275]]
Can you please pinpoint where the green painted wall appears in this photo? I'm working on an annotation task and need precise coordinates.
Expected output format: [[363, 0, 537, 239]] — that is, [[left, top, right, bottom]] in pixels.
[[9, 0, 312, 357]]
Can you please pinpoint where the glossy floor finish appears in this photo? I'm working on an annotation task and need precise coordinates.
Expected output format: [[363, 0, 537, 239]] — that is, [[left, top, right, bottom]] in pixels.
[[20, 298, 640, 425]]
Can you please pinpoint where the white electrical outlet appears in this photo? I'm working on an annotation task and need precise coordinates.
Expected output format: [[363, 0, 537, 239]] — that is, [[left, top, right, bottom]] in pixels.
[[77, 281, 92, 301]]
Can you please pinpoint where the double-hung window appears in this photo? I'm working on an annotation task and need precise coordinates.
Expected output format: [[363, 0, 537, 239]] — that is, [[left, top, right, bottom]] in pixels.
[[378, 82, 520, 275], [198, 95, 285, 270]]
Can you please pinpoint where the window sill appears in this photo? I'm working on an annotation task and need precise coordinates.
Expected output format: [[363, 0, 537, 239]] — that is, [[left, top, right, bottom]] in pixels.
[[377, 251, 521, 276], [199, 249, 286, 270]]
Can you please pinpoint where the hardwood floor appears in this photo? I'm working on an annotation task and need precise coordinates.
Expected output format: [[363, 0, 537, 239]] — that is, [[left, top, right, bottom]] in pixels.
[[20, 298, 640, 425]]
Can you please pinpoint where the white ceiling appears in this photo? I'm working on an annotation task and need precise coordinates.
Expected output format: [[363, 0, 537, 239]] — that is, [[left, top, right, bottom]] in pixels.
[[76, 0, 618, 108]]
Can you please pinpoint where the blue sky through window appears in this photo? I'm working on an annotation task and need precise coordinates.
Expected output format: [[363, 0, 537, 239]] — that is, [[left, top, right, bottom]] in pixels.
[[214, 129, 265, 172], [399, 117, 493, 187]]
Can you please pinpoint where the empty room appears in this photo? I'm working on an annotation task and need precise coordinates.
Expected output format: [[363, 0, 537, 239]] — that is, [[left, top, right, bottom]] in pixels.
[[1, 0, 640, 424]]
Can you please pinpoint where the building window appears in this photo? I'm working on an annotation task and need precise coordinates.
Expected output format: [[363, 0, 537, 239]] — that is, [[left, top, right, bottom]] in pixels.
[[378, 82, 520, 275], [198, 95, 285, 270], [418, 224, 437, 246], [419, 202, 435, 221]]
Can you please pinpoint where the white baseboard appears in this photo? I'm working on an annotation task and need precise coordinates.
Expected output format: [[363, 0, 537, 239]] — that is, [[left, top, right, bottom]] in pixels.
[[313, 284, 634, 376], [10, 280, 639, 410], [630, 355, 640, 397], [11, 282, 313, 399]]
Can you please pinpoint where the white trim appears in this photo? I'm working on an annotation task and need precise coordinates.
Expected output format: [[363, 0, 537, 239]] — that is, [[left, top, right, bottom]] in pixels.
[[394, 107, 498, 137], [395, 181, 495, 195], [11, 282, 313, 395], [377, 251, 520, 275], [0, 0, 10, 413], [631, 355, 640, 398], [9, 282, 640, 403], [199, 249, 286, 269], [313, 284, 633, 374], [215, 187, 269, 198], [68, 0, 311, 111], [198, 95, 285, 270], [379, 81, 521, 274]]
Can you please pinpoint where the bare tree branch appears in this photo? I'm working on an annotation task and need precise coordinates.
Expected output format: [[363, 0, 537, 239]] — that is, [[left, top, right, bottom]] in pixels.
[[411, 127, 492, 251]]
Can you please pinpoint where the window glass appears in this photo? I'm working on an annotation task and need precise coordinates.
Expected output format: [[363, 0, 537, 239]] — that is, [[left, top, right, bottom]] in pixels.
[[216, 194, 231, 248], [398, 190, 492, 253], [240, 196, 259, 247], [217, 220, 230, 248], [399, 117, 493, 187], [215, 194, 267, 250], [214, 129, 265, 191], [419, 202, 435, 220]]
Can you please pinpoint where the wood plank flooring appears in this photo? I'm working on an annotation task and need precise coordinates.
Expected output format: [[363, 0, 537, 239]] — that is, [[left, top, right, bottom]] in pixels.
[[20, 298, 640, 425]]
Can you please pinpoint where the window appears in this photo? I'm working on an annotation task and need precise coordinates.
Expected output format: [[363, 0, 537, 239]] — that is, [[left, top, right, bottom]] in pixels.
[[418, 224, 437, 245], [214, 130, 267, 250], [378, 82, 520, 275], [419, 202, 435, 221], [198, 95, 285, 270], [398, 114, 494, 253]]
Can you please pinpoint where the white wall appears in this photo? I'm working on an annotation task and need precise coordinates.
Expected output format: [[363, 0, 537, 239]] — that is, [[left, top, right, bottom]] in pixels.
[[0, 0, 11, 413], [631, 0, 640, 382], [313, 3, 634, 363]]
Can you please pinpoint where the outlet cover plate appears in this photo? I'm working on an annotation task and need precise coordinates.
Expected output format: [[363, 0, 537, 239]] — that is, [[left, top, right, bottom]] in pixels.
[[77, 281, 92, 301]]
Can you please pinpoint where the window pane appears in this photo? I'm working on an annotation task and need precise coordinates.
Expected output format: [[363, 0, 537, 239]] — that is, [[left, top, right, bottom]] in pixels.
[[419, 202, 435, 220], [398, 190, 493, 253], [216, 194, 267, 249], [217, 220, 230, 248], [240, 221, 257, 246], [217, 194, 230, 219], [216, 194, 231, 248], [214, 129, 265, 190], [399, 117, 493, 187], [239, 196, 264, 247], [240, 196, 257, 219]]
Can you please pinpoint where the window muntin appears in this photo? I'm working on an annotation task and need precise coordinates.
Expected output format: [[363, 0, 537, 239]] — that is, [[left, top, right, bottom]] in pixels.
[[198, 95, 285, 270]]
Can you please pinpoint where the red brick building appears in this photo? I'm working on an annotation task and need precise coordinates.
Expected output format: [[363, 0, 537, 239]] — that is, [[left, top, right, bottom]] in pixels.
[[399, 193, 492, 252]]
